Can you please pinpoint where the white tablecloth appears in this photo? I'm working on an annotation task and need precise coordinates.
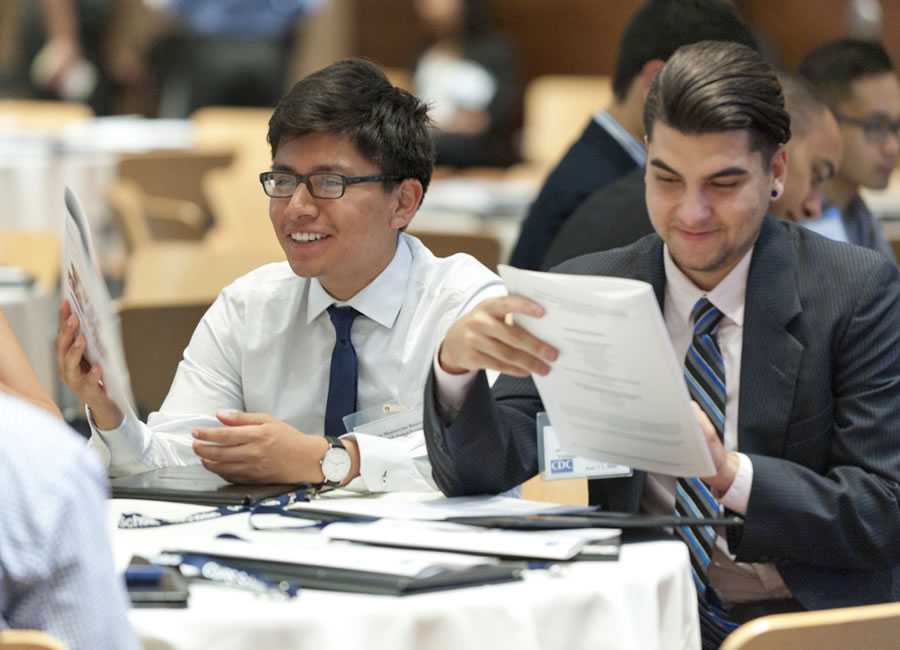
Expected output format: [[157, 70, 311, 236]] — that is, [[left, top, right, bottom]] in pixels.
[[109, 499, 700, 650]]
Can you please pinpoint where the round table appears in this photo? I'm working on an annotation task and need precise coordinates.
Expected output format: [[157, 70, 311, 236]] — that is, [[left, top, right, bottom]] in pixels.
[[109, 499, 700, 650]]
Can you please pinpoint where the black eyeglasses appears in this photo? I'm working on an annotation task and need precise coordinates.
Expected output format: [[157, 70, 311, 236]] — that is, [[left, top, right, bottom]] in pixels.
[[259, 171, 403, 199], [834, 113, 900, 145]]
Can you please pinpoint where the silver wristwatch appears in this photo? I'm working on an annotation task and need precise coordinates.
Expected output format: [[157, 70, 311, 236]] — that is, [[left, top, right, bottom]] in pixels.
[[320, 436, 352, 487]]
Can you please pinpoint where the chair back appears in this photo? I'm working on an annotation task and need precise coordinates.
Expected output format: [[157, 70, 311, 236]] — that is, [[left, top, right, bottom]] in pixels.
[[0, 229, 60, 293], [116, 148, 234, 219], [521, 75, 612, 169], [410, 231, 502, 271], [122, 242, 282, 304], [0, 630, 68, 650], [0, 100, 92, 132], [721, 601, 900, 650], [118, 299, 211, 413]]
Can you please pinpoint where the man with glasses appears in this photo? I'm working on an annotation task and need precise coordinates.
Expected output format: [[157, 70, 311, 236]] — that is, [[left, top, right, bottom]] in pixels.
[[798, 39, 900, 261], [58, 58, 504, 490]]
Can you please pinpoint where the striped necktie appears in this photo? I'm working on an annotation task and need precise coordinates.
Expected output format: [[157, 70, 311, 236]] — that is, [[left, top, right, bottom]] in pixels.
[[675, 297, 737, 645]]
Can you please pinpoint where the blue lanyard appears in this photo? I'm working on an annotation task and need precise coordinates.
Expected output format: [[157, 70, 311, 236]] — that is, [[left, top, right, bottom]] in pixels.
[[118, 490, 308, 529], [155, 550, 301, 599]]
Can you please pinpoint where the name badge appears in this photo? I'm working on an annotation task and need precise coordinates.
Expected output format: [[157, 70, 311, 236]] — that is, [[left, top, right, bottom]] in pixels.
[[536, 412, 632, 481], [343, 395, 423, 440]]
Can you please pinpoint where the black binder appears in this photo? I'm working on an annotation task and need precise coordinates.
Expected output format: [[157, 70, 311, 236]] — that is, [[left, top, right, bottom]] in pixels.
[[446, 511, 743, 530], [110, 465, 307, 506], [164, 548, 522, 596]]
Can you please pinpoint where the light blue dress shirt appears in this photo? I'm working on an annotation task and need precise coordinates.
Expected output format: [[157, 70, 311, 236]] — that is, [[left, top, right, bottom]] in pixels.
[[0, 395, 137, 650], [799, 204, 850, 243]]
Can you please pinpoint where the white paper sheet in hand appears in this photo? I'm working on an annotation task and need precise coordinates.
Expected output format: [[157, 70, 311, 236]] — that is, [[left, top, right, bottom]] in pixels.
[[62, 187, 137, 418], [498, 265, 715, 477]]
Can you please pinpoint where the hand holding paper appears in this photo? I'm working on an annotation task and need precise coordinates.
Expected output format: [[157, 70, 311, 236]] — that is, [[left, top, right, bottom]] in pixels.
[[437, 294, 558, 377]]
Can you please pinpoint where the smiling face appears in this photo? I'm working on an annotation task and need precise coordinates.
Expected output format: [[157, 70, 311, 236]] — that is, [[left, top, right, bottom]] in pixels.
[[834, 72, 900, 190], [645, 122, 786, 291], [268, 132, 418, 300], [772, 109, 843, 221]]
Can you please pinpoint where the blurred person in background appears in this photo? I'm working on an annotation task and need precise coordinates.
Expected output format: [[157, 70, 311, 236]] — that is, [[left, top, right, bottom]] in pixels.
[[0, 392, 137, 650], [149, 0, 321, 117], [798, 39, 900, 262], [542, 74, 843, 268], [509, 0, 758, 271], [412, 0, 522, 168]]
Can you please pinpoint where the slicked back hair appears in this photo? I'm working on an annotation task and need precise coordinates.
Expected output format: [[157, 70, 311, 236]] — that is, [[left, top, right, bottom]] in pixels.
[[268, 58, 436, 198], [612, 0, 758, 102], [798, 38, 895, 107], [643, 40, 791, 165]]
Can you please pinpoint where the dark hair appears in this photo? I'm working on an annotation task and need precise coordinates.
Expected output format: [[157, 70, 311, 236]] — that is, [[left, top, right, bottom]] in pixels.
[[643, 41, 791, 163], [612, 0, 758, 102], [778, 73, 829, 138], [797, 38, 895, 107], [268, 58, 435, 197]]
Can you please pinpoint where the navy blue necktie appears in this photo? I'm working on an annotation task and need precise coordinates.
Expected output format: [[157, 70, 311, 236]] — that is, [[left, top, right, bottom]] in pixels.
[[324, 305, 360, 437]]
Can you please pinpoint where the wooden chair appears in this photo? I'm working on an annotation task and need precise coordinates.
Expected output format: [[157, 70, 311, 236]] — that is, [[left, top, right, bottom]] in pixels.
[[409, 231, 502, 271], [116, 148, 234, 220], [107, 180, 207, 253], [122, 241, 282, 305], [521, 75, 612, 169], [721, 601, 900, 650], [0, 630, 68, 650], [118, 298, 211, 413], [190, 106, 273, 176], [0, 100, 92, 132], [0, 229, 60, 293]]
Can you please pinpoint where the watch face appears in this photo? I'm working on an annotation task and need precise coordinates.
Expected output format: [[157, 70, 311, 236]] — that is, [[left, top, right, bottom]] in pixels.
[[322, 445, 352, 483]]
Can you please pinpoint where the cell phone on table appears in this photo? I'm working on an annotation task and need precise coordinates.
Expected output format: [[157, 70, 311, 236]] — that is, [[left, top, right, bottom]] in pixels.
[[125, 560, 189, 608]]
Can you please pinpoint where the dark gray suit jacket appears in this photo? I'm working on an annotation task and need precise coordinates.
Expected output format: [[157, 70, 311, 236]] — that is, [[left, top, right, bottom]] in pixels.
[[425, 216, 900, 611]]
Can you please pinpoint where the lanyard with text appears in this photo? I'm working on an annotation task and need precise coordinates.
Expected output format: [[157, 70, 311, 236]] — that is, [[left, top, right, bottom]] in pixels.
[[154, 550, 301, 599], [118, 490, 309, 529]]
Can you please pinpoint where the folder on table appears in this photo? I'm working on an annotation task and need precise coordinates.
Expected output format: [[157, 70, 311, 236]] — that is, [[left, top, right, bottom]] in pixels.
[[165, 537, 522, 595], [110, 465, 308, 506]]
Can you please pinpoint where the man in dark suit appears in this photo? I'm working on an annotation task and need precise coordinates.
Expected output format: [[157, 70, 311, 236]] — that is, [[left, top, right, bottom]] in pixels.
[[425, 41, 900, 649], [509, 0, 757, 270], [542, 74, 843, 269]]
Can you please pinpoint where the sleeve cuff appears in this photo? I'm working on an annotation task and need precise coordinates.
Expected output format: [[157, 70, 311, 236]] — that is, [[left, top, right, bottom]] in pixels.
[[86, 405, 150, 476], [719, 452, 752, 515], [344, 431, 436, 493], [432, 347, 478, 414]]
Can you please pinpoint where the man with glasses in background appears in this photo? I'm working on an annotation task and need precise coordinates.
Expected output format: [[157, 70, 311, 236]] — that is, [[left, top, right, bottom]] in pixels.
[[57, 58, 503, 491], [798, 39, 900, 262]]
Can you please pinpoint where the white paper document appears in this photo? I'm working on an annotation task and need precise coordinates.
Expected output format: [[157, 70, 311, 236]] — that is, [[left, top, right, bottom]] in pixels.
[[62, 187, 137, 420], [322, 519, 616, 561], [169, 536, 499, 578], [291, 492, 561, 521], [498, 265, 715, 477]]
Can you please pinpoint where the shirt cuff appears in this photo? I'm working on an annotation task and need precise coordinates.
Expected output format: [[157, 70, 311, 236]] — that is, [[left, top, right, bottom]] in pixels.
[[344, 431, 436, 493], [720, 452, 752, 515], [432, 347, 477, 413], [86, 405, 149, 474]]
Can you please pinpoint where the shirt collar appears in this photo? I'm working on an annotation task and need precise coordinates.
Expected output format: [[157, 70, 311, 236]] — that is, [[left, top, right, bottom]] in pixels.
[[306, 235, 410, 328], [663, 244, 753, 328], [593, 109, 646, 166]]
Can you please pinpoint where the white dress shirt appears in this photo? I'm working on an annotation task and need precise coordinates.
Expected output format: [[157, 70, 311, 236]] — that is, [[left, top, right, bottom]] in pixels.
[[89, 233, 506, 492]]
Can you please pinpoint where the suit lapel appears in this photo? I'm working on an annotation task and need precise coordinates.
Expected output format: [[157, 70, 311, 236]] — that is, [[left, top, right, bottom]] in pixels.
[[737, 216, 804, 456]]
